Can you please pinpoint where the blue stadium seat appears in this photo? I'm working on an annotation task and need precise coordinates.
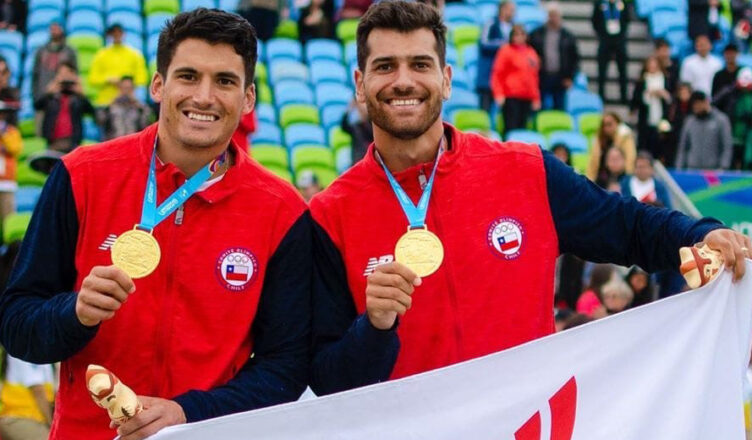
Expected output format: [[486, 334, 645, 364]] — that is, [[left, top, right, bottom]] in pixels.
[[146, 33, 159, 61], [0, 31, 23, 54], [257, 39, 265, 62], [252, 122, 283, 145], [124, 33, 144, 53], [335, 147, 352, 174], [266, 38, 303, 62], [477, 2, 498, 24], [516, 0, 540, 5], [310, 60, 348, 85], [255, 102, 276, 124], [273, 79, 314, 107], [344, 41, 357, 66], [28, 10, 63, 33], [738, 54, 752, 68], [68, 0, 103, 13], [305, 38, 342, 63], [25, 30, 49, 56], [451, 68, 472, 91], [19, 97, 34, 120], [506, 129, 548, 148], [446, 44, 458, 67], [285, 123, 326, 149], [107, 11, 143, 35], [22, 55, 34, 79], [314, 83, 352, 107], [649, 11, 686, 37], [548, 130, 588, 153], [664, 28, 692, 58], [146, 13, 174, 36], [269, 59, 309, 84], [20, 76, 31, 100], [444, 89, 480, 116], [182, 0, 217, 11], [16, 187, 42, 213], [516, 5, 546, 32], [218, 0, 238, 11], [461, 44, 478, 68], [105, 0, 140, 13], [66, 10, 105, 35], [651, 0, 686, 13], [83, 117, 101, 141], [320, 103, 347, 131], [444, 4, 478, 26], [30, 0, 64, 11], [565, 90, 603, 117]]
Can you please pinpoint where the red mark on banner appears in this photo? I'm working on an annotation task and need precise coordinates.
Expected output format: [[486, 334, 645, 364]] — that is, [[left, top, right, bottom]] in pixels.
[[514, 376, 577, 440]]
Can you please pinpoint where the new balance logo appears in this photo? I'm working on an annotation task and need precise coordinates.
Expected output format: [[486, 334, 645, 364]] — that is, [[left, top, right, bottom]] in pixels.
[[98, 234, 118, 251], [514, 377, 577, 440], [363, 254, 394, 276]]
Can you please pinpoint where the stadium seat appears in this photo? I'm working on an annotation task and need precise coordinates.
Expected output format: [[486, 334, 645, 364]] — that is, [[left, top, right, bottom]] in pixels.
[[25, 30, 49, 56], [66, 10, 105, 35], [571, 152, 589, 174], [452, 25, 481, 52], [460, 44, 478, 68], [477, 2, 498, 24], [18, 119, 35, 138], [182, 0, 217, 11], [268, 59, 309, 84], [451, 109, 491, 132], [0, 31, 23, 54], [256, 82, 272, 104], [535, 111, 574, 137], [329, 126, 352, 150], [124, 33, 144, 52], [321, 103, 347, 131], [274, 20, 299, 40], [310, 59, 348, 85], [3, 212, 32, 243], [577, 113, 602, 141], [252, 122, 283, 145], [446, 44, 459, 67], [314, 83, 352, 107], [251, 144, 288, 169], [444, 4, 478, 26], [68, 0, 103, 13], [506, 129, 548, 148], [279, 103, 319, 128], [516, 5, 546, 32], [68, 33, 104, 52], [565, 90, 603, 118], [451, 68, 472, 91], [649, 11, 686, 37], [336, 19, 359, 44], [297, 166, 337, 187], [255, 102, 276, 124], [344, 41, 357, 66], [19, 137, 47, 161], [548, 130, 589, 153], [144, 0, 179, 15], [146, 13, 174, 36], [335, 146, 352, 174], [29, 0, 65, 11], [146, 33, 159, 60], [266, 38, 303, 62], [285, 124, 326, 149], [16, 186, 42, 213], [105, 0, 140, 13], [264, 165, 293, 183], [291, 144, 334, 172], [573, 72, 588, 90], [738, 54, 752, 68], [107, 11, 143, 35], [28, 10, 63, 33], [274, 79, 314, 107], [305, 38, 342, 63], [218, 0, 238, 11], [16, 160, 47, 187]]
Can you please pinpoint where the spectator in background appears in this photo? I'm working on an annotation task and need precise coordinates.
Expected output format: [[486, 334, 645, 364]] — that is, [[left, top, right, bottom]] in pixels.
[[598, 146, 627, 189], [676, 90, 733, 169], [680, 34, 722, 96], [621, 151, 672, 208], [238, 0, 287, 41], [338, 0, 373, 20], [342, 97, 372, 163], [632, 55, 671, 159], [297, 170, 322, 202], [0, 56, 19, 127], [666, 82, 694, 167], [98, 76, 152, 140], [529, 1, 580, 110], [576, 263, 614, 318], [88, 24, 148, 107], [592, 0, 629, 104], [491, 24, 541, 135], [298, 0, 335, 43], [712, 43, 741, 120], [599, 275, 634, 316], [689, 0, 724, 41], [0, 354, 54, 440], [0, 100, 21, 223], [0, 0, 22, 31], [31, 22, 77, 103], [733, 67, 752, 170], [551, 142, 571, 165], [587, 111, 635, 183], [35, 62, 95, 152], [477, 1, 514, 112], [654, 38, 680, 95], [625, 266, 655, 309]]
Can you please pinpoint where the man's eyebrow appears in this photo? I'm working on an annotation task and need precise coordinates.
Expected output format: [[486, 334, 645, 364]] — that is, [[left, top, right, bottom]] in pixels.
[[370, 54, 436, 64], [171, 67, 242, 82]]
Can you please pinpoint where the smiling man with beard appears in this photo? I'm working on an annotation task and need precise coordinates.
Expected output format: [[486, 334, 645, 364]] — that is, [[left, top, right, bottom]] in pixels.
[[308, 0, 751, 396]]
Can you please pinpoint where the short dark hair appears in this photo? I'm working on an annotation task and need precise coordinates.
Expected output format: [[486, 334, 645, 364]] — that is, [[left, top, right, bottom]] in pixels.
[[57, 61, 77, 73], [106, 23, 123, 35], [654, 37, 670, 49], [157, 8, 257, 88], [120, 75, 134, 83], [636, 151, 654, 163], [356, 0, 447, 72]]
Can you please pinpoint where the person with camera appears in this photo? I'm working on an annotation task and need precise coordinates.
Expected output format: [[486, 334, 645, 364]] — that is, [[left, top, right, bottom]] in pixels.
[[34, 61, 95, 153]]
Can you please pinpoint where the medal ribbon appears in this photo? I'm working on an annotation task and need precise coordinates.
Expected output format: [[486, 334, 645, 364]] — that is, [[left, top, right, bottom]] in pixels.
[[377, 138, 444, 229], [139, 137, 225, 231]]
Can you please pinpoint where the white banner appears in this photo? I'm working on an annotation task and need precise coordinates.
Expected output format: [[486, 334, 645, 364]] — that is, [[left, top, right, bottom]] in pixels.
[[151, 262, 752, 440]]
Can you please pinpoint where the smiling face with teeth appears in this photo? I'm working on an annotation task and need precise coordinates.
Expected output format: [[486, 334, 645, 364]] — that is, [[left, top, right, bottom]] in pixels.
[[151, 38, 254, 165], [356, 28, 451, 141]]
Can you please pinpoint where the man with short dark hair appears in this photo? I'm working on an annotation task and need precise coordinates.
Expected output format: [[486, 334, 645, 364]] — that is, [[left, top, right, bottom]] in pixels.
[[31, 22, 77, 102], [676, 90, 734, 169], [88, 23, 148, 107], [0, 9, 311, 440], [99, 76, 152, 140], [712, 43, 741, 119], [309, 0, 750, 397]]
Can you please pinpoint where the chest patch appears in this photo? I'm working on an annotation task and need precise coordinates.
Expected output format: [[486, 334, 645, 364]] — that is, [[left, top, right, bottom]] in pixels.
[[487, 217, 525, 260], [215, 247, 258, 292]]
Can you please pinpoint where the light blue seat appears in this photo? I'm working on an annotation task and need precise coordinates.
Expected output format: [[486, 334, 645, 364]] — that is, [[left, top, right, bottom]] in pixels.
[[256, 102, 277, 124], [320, 103, 347, 131], [66, 10, 105, 35], [16, 187, 42, 213], [444, 4, 478, 26], [25, 30, 50, 56], [0, 31, 23, 54], [305, 38, 342, 63], [446, 44, 458, 67], [461, 44, 478, 68], [738, 54, 752, 68], [107, 11, 143, 34], [124, 33, 144, 53], [310, 59, 348, 85], [516, 5, 546, 32], [274, 79, 314, 107], [444, 89, 480, 116], [266, 38, 302, 62], [451, 68, 472, 91], [68, 0, 103, 13], [29, 0, 64, 11], [548, 130, 588, 153], [252, 122, 283, 144], [22, 55, 35, 79], [650, 11, 686, 37], [314, 83, 352, 107], [146, 13, 174, 36], [477, 2, 498, 24], [146, 33, 160, 60], [105, 0, 140, 13], [218, 0, 238, 11], [344, 41, 357, 66], [28, 10, 63, 33], [182, 0, 217, 11], [285, 123, 326, 149], [506, 129, 548, 148], [269, 59, 309, 84], [565, 89, 603, 117], [83, 117, 101, 141]]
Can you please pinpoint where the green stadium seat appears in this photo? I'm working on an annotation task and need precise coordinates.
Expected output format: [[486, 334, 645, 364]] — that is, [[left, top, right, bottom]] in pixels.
[[77, 51, 97, 75], [20, 137, 47, 160], [16, 160, 47, 187], [257, 82, 272, 104], [251, 144, 288, 169], [19, 119, 35, 138], [571, 152, 589, 175], [452, 24, 481, 52], [3, 212, 32, 243], [297, 166, 337, 187], [279, 104, 320, 129], [274, 20, 299, 40], [577, 112, 602, 142], [291, 144, 335, 172], [255, 62, 268, 86], [265, 165, 293, 183], [67, 34, 104, 53], [452, 109, 491, 132], [144, 0, 179, 15], [336, 19, 359, 44], [535, 110, 574, 137], [328, 126, 352, 150]]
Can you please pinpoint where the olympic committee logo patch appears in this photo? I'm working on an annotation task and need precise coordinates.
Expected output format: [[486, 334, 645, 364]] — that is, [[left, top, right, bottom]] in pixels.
[[487, 217, 524, 260], [215, 247, 258, 292]]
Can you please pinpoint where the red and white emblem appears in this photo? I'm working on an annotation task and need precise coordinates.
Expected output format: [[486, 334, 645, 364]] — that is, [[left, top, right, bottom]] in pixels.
[[487, 217, 524, 260], [215, 247, 258, 292]]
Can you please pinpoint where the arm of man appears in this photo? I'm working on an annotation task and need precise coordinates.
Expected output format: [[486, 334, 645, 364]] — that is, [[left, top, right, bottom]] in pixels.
[[0, 164, 99, 363], [116, 212, 315, 440], [308, 218, 400, 396]]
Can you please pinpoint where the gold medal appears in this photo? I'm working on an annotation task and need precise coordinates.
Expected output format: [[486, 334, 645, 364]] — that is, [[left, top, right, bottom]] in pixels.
[[111, 227, 161, 279], [394, 227, 444, 277]]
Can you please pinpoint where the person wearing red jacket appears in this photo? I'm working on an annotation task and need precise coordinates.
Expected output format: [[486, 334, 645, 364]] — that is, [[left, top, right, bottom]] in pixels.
[[308, 1, 750, 396], [490, 24, 541, 135]]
